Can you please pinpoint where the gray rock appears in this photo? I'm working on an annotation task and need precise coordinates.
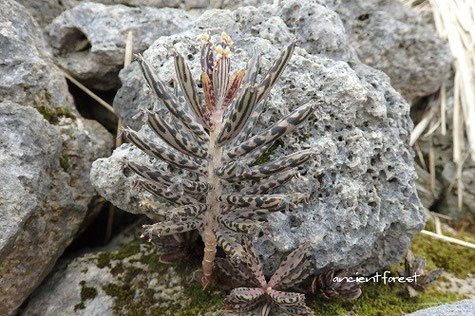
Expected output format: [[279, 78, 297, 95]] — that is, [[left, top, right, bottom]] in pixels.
[[209, 0, 452, 101], [331, 0, 452, 101], [46, 2, 194, 90], [16, 0, 183, 27], [93, 2, 424, 276], [407, 299, 475, 316], [19, 226, 222, 316], [0, 1, 113, 314], [0, 1, 74, 111]]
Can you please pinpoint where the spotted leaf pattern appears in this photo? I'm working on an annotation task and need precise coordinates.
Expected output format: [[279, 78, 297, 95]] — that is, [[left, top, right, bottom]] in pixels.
[[224, 103, 315, 161], [122, 33, 316, 293]]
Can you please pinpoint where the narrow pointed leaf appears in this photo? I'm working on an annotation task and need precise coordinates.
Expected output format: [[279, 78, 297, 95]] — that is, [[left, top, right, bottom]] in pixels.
[[165, 203, 207, 221], [122, 128, 207, 175], [218, 194, 306, 210], [136, 55, 209, 142], [147, 111, 208, 159], [215, 229, 246, 263], [222, 68, 246, 109], [242, 238, 267, 288], [268, 243, 312, 288], [174, 52, 206, 126], [217, 215, 261, 234], [232, 97, 266, 146], [256, 42, 295, 104], [217, 150, 312, 181], [227, 287, 265, 303], [135, 180, 199, 206], [142, 218, 203, 239], [216, 85, 258, 146], [201, 72, 216, 115], [125, 160, 174, 186], [224, 103, 314, 161], [126, 161, 213, 195], [232, 208, 275, 219], [200, 35, 214, 79], [243, 54, 260, 86], [268, 289, 305, 305], [260, 302, 272, 316], [277, 304, 315, 316], [241, 170, 298, 194], [213, 55, 230, 103]]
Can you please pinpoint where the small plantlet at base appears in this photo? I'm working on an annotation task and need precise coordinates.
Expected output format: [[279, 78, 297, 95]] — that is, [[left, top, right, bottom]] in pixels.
[[398, 249, 443, 297], [221, 238, 315, 316]]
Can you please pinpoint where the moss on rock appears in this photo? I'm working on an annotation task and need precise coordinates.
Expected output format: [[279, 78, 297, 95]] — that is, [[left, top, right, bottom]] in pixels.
[[36, 105, 75, 124], [86, 226, 472, 315], [74, 280, 98, 311]]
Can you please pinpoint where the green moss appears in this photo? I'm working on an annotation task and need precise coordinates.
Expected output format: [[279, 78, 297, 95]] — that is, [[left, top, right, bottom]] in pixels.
[[80, 281, 98, 301], [36, 105, 75, 124], [73, 302, 85, 311], [254, 142, 279, 165], [410, 225, 475, 278], [59, 155, 71, 171], [298, 133, 311, 143], [177, 284, 223, 316], [74, 280, 98, 311], [96, 252, 111, 269], [312, 279, 466, 315], [96, 239, 142, 268]]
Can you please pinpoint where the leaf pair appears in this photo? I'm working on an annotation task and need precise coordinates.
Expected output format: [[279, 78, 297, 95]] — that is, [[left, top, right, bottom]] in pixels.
[[221, 238, 314, 316]]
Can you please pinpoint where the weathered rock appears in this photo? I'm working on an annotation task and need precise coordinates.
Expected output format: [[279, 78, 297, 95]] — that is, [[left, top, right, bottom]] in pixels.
[[16, 0, 183, 27], [46, 2, 194, 90], [0, 1, 114, 314], [0, 2, 73, 111], [93, 2, 424, 277], [407, 299, 475, 316], [210, 0, 452, 101], [330, 0, 452, 101], [19, 226, 222, 316]]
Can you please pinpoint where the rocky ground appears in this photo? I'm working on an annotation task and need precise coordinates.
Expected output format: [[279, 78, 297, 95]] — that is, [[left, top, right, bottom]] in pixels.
[[0, 0, 472, 315]]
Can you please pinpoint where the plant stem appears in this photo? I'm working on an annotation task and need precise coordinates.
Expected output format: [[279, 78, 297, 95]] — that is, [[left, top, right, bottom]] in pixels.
[[201, 110, 224, 286]]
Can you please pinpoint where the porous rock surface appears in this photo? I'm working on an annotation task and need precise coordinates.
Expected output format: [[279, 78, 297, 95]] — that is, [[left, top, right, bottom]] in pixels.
[[0, 1, 113, 314], [16, 0, 184, 27], [407, 299, 475, 316], [211, 0, 452, 101], [46, 2, 194, 90], [92, 1, 424, 276], [331, 0, 452, 101]]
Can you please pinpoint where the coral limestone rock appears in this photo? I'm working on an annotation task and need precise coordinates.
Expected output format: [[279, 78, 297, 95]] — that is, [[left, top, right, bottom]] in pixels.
[[46, 2, 194, 90], [92, 4, 424, 276], [211, 0, 452, 101], [0, 1, 113, 314], [330, 0, 452, 101]]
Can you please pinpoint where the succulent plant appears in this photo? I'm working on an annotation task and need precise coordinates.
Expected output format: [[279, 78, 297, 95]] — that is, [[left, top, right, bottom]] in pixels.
[[120, 31, 315, 286], [398, 249, 443, 297], [310, 268, 362, 301], [222, 238, 315, 316]]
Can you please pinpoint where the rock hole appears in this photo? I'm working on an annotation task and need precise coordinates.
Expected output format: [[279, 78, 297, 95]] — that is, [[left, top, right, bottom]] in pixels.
[[58, 27, 91, 55], [358, 14, 370, 21]]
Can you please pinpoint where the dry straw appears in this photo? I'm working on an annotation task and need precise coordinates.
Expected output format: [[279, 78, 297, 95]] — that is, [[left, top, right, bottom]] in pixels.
[[404, 0, 475, 213]]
